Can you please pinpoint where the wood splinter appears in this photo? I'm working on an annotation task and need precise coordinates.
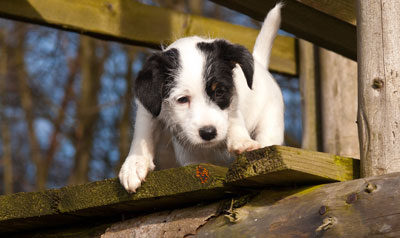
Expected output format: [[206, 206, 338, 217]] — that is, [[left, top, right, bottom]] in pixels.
[[225, 198, 239, 223], [316, 216, 337, 232]]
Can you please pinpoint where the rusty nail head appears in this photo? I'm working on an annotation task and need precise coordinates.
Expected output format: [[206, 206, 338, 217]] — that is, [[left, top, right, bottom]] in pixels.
[[372, 78, 384, 89], [319, 206, 327, 215], [346, 193, 357, 204]]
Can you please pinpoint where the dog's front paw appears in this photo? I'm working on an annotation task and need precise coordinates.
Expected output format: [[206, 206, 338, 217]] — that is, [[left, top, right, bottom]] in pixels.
[[118, 155, 155, 193], [228, 138, 261, 154]]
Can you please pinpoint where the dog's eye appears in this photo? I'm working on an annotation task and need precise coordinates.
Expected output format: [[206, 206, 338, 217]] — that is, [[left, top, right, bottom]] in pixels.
[[177, 96, 190, 104], [214, 88, 226, 99]]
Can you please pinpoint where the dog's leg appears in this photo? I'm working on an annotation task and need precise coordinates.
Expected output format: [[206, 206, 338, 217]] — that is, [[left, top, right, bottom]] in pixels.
[[119, 102, 156, 193], [255, 105, 284, 147], [227, 109, 261, 154]]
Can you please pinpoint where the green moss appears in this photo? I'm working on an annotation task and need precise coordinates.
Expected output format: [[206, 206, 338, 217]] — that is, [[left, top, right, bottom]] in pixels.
[[0, 190, 55, 221], [333, 156, 353, 168], [293, 185, 325, 196], [0, 163, 231, 233], [333, 156, 360, 180], [227, 146, 287, 182]]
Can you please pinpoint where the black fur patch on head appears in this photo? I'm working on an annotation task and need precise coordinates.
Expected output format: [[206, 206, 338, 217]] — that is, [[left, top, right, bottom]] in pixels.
[[197, 40, 254, 109], [134, 48, 180, 117]]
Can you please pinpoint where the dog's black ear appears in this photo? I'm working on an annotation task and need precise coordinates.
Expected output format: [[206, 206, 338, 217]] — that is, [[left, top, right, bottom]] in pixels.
[[134, 49, 179, 117], [218, 41, 254, 89]]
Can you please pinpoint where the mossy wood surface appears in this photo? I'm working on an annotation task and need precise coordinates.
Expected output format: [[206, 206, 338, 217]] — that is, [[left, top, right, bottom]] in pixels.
[[210, 0, 356, 60], [0, 146, 359, 235], [24, 173, 400, 237], [0, 164, 230, 233], [227, 145, 359, 187], [196, 172, 400, 238], [0, 0, 297, 75]]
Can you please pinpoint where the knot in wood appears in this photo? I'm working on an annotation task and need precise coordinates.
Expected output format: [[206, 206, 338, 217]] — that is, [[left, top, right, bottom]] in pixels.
[[105, 2, 113, 11], [364, 182, 377, 193], [372, 78, 384, 89]]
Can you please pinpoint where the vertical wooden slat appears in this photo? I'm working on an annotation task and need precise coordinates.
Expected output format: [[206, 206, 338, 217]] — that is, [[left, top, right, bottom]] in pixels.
[[299, 40, 321, 151], [319, 48, 359, 159], [357, 0, 400, 176]]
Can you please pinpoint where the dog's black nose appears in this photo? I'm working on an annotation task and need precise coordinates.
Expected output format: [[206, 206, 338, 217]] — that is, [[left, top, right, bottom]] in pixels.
[[199, 126, 217, 141]]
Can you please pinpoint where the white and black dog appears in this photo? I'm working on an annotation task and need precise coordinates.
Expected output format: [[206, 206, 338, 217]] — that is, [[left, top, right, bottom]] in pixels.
[[119, 3, 284, 193]]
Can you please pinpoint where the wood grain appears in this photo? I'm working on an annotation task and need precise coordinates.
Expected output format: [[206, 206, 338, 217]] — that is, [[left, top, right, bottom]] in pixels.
[[227, 146, 359, 187], [357, 0, 400, 176], [319, 48, 359, 159], [197, 172, 400, 237]]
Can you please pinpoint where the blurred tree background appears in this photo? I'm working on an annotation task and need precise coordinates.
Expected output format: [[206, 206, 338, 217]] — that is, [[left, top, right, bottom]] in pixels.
[[0, 0, 301, 194]]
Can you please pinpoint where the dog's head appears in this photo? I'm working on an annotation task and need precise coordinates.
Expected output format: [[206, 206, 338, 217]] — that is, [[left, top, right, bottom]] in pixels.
[[135, 36, 254, 147]]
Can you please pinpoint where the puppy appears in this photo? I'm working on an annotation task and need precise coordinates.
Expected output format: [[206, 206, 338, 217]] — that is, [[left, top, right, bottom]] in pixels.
[[119, 3, 284, 193]]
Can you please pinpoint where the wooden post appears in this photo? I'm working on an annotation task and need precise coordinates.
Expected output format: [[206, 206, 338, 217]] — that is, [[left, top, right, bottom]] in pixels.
[[299, 40, 321, 151], [319, 48, 359, 159], [357, 1, 400, 177]]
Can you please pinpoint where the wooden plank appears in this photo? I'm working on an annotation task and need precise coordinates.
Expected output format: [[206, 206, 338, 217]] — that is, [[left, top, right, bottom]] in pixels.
[[297, 0, 356, 25], [0, 0, 297, 75], [196, 172, 400, 237], [227, 145, 359, 187], [0, 146, 359, 235], [210, 0, 357, 60], [0, 164, 231, 233], [357, 1, 400, 177], [14, 173, 400, 237]]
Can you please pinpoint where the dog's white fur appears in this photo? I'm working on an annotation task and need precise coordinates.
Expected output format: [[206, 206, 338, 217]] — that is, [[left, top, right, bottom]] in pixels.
[[119, 4, 284, 193]]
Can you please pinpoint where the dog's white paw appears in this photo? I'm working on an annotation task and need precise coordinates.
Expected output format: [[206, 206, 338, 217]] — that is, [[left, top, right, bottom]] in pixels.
[[118, 155, 155, 193], [228, 138, 261, 154]]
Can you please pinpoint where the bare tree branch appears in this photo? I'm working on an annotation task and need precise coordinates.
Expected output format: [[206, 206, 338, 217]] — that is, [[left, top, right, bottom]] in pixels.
[[0, 29, 13, 194], [15, 24, 45, 190], [68, 36, 109, 185], [43, 55, 80, 185], [116, 47, 137, 172]]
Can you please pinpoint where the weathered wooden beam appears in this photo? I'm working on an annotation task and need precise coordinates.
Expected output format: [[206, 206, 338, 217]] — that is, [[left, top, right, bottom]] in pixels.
[[0, 146, 358, 235], [195, 172, 400, 237], [210, 0, 357, 60], [0, 0, 297, 75], [227, 146, 359, 187], [100, 203, 222, 238], [357, 1, 400, 177], [32, 172, 400, 237], [0, 164, 231, 233]]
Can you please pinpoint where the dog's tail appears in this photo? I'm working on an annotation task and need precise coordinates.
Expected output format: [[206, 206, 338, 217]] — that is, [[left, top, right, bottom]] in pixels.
[[252, 2, 282, 69]]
